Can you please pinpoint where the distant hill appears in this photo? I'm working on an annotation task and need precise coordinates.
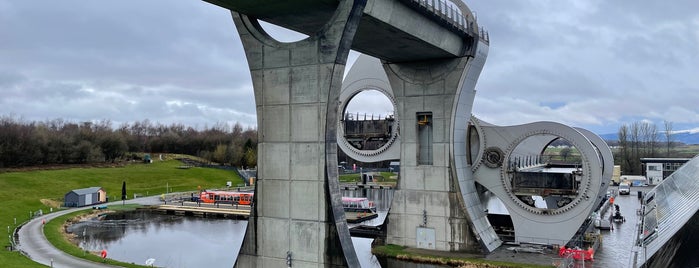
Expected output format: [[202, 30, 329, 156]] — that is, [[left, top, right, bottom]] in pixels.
[[599, 130, 699, 145]]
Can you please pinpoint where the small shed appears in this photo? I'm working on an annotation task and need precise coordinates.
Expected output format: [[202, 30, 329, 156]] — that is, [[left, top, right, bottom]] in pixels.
[[64, 187, 107, 207], [389, 161, 400, 173]]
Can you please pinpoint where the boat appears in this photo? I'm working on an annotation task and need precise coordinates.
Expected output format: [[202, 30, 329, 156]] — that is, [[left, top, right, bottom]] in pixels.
[[342, 197, 376, 213], [199, 190, 254, 205]]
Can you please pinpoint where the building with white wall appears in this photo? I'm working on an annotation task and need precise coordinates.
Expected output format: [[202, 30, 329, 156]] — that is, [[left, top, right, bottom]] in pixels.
[[641, 158, 691, 185]]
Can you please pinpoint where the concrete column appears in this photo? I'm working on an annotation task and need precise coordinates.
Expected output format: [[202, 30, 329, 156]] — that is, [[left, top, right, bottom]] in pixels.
[[230, 1, 366, 267], [383, 56, 481, 252]]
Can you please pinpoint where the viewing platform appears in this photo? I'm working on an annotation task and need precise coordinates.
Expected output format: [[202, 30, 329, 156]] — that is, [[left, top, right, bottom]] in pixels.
[[345, 211, 378, 224], [156, 203, 250, 219], [340, 183, 393, 190]]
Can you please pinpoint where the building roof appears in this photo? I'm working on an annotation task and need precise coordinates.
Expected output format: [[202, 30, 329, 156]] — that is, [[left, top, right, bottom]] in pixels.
[[640, 158, 691, 163], [69, 186, 103, 195]]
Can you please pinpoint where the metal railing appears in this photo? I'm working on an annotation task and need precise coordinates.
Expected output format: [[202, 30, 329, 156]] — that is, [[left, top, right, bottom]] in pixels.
[[400, 0, 489, 42]]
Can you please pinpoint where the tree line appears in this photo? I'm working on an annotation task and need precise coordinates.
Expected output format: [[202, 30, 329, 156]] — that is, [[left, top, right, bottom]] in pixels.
[[0, 116, 257, 168], [615, 120, 674, 175]]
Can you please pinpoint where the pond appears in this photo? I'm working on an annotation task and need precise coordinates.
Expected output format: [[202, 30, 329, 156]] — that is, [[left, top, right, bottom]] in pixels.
[[68, 186, 649, 268], [68, 210, 246, 268]]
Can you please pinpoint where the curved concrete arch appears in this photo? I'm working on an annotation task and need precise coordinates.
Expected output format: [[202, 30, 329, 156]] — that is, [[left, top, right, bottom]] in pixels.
[[337, 55, 400, 162], [230, 0, 368, 266], [471, 119, 604, 244], [574, 127, 614, 209], [450, 40, 502, 252], [234, 15, 309, 47]]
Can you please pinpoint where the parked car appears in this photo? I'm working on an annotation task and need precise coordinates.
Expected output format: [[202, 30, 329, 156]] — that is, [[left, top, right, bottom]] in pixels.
[[618, 182, 631, 195]]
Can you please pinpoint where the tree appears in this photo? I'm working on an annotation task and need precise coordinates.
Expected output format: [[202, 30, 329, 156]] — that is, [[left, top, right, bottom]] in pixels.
[[664, 120, 673, 156], [243, 148, 257, 168], [0, 115, 258, 168], [213, 144, 235, 165], [617, 120, 665, 175], [617, 124, 631, 174], [99, 133, 128, 163], [559, 147, 572, 162]]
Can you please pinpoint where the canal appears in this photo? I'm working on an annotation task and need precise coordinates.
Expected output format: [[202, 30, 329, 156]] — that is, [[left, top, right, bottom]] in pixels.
[[590, 186, 647, 267], [69, 187, 649, 267]]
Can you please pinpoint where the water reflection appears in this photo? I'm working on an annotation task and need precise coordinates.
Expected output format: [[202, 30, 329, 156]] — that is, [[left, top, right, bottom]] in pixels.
[[68, 210, 246, 268], [64, 186, 647, 268], [591, 188, 646, 268]]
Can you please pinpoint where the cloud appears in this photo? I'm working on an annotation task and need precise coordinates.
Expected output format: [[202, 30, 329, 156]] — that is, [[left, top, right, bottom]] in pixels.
[[469, 0, 699, 133], [0, 0, 257, 128], [0, 0, 697, 135]]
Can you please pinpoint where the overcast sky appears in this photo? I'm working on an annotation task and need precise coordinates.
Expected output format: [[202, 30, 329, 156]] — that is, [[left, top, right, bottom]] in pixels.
[[1, 1, 698, 135]]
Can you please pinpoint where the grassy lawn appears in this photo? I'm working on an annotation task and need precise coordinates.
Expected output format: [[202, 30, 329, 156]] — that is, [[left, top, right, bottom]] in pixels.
[[339, 171, 397, 186], [0, 157, 243, 267], [373, 244, 554, 268]]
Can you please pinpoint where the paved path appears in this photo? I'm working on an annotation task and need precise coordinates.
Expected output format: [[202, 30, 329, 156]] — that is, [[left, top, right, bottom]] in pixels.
[[18, 196, 161, 268]]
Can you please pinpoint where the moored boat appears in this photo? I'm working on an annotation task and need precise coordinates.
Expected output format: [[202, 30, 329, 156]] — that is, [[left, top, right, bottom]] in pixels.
[[342, 197, 376, 213]]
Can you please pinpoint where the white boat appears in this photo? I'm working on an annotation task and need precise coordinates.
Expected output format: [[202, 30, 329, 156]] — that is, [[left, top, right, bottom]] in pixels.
[[342, 197, 376, 213]]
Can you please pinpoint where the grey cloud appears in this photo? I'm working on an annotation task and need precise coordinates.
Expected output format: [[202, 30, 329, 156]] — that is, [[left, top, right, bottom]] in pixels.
[[1, 0, 697, 135]]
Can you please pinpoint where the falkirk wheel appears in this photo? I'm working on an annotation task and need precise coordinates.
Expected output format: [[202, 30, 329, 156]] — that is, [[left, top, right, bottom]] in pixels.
[[339, 55, 613, 250]]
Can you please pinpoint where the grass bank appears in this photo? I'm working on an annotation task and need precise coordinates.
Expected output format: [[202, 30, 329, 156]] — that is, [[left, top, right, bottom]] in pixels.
[[372, 244, 553, 268], [339, 171, 397, 186], [0, 156, 243, 267]]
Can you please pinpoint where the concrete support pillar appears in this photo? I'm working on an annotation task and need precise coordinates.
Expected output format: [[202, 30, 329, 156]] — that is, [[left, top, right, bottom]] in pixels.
[[231, 1, 366, 266], [383, 55, 482, 252]]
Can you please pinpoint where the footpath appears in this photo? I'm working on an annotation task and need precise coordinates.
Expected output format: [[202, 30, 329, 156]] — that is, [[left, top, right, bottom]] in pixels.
[[17, 196, 161, 268]]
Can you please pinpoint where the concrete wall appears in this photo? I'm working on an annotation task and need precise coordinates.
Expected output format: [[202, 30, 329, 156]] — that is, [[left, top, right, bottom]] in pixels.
[[230, 0, 367, 266], [383, 57, 479, 252]]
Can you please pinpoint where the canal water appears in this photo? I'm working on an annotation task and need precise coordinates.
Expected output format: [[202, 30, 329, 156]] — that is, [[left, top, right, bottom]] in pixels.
[[68, 210, 247, 267], [69, 187, 648, 267], [588, 186, 647, 268]]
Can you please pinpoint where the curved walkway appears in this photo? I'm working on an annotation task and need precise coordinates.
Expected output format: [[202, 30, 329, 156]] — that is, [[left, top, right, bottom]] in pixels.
[[18, 196, 162, 268]]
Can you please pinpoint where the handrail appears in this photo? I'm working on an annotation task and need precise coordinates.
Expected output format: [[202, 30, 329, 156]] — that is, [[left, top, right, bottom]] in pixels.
[[401, 0, 488, 43]]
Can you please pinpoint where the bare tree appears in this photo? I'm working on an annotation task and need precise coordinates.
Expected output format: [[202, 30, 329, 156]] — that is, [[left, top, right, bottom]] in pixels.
[[618, 124, 631, 174], [630, 122, 641, 174], [640, 122, 658, 157], [0, 115, 258, 168], [664, 120, 673, 156]]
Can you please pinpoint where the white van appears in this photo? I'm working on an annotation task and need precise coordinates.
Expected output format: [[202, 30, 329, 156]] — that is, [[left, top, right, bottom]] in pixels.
[[618, 182, 631, 195]]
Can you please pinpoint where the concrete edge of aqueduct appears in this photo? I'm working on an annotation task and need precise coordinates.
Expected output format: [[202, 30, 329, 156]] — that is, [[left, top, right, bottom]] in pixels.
[[208, 0, 612, 266]]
